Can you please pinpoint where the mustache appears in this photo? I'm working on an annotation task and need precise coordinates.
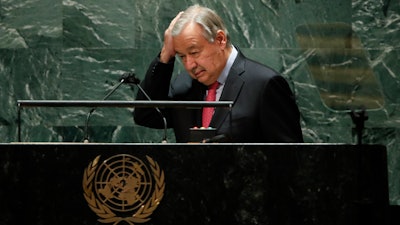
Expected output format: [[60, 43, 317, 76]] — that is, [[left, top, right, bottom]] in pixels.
[[191, 67, 205, 75]]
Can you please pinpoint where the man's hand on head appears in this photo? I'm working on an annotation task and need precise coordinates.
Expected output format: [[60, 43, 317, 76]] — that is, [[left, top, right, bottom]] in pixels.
[[160, 11, 184, 63]]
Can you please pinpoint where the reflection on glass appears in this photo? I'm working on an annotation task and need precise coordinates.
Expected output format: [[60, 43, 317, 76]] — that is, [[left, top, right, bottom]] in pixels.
[[296, 23, 384, 112]]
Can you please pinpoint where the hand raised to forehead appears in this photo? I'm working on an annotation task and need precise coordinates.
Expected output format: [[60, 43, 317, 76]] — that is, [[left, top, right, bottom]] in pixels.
[[160, 11, 184, 64]]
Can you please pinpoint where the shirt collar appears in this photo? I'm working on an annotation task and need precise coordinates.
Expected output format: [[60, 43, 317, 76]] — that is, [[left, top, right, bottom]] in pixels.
[[217, 46, 238, 85]]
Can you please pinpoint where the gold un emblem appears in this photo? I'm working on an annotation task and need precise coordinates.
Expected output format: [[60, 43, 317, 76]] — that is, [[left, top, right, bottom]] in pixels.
[[83, 154, 165, 225]]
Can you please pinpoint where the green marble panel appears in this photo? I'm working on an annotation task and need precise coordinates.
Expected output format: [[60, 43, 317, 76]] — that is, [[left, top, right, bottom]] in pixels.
[[88, 0, 353, 49], [63, 0, 135, 48], [352, 0, 400, 48], [0, 0, 62, 48], [0, 0, 399, 205], [0, 48, 62, 141]]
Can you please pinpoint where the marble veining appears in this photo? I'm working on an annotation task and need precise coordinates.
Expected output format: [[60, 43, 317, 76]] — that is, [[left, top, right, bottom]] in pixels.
[[0, 0, 399, 205]]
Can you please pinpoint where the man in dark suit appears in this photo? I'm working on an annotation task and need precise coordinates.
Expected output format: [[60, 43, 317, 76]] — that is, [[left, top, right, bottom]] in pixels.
[[134, 5, 303, 143]]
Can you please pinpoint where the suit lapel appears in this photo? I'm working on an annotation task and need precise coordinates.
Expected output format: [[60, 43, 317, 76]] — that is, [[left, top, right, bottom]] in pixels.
[[210, 52, 246, 129]]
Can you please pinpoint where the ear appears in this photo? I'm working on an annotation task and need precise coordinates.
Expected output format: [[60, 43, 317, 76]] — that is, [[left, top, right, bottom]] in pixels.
[[215, 30, 227, 48]]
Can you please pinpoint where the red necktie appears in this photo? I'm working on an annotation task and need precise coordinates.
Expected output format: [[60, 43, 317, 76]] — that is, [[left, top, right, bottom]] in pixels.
[[202, 82, 219, 127]]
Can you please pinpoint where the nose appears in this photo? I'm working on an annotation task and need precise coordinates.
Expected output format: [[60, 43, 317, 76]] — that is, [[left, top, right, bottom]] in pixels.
[[184, 55, 197, 70]]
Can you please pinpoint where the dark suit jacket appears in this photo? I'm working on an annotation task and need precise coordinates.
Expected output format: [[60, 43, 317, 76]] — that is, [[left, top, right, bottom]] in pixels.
[[134, 50, 303, 143]]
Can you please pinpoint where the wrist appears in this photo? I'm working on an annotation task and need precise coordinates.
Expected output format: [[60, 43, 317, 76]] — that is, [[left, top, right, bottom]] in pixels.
[[160, 46, 175, 63]]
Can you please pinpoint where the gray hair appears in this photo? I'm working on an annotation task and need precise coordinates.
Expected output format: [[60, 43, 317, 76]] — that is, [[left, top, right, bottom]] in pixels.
[[171, 5, 231, 45]]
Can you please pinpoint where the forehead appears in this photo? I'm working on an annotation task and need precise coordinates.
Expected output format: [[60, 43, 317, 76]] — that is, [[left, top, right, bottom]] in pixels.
[[173, 23, 208, 52]]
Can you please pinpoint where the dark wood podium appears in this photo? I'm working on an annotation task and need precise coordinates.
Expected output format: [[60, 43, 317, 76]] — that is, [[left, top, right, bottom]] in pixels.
[[0, 143, 389, 225]]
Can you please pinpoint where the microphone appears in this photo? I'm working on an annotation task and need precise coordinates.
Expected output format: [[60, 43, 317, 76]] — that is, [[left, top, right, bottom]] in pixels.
[[129, 73, 168, 143], [120, 72, 140, 84], [83, 73, 133, 143]]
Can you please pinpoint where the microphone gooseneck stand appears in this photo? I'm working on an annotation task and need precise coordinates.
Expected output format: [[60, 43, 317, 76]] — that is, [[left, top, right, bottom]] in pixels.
[[134, 83, 168, 143], [83, 77, 126, 143], [83, 72, 168, 143]]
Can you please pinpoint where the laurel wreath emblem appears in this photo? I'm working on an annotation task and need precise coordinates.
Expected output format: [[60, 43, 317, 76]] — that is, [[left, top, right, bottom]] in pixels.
[[83, 155, 165, 225]]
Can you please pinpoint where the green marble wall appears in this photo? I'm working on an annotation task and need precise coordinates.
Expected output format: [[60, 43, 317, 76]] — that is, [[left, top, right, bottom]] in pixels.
[[0, 0, 399, 204]]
